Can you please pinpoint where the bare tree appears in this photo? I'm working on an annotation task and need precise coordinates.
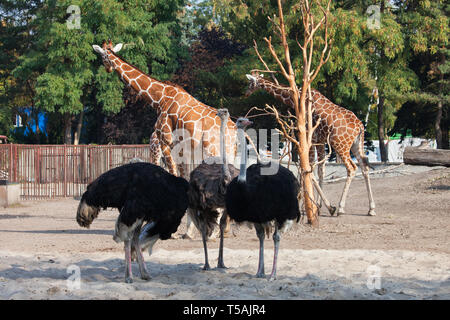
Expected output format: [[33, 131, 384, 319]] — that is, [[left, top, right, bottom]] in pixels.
[[255, 0, 332, 227]]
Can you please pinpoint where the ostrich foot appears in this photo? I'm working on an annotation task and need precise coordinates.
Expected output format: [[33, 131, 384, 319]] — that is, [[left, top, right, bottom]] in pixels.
[[337, 208, 345, 216], [268, 275, 277, 281], [202, 264, 211, 271], [368, 209, 376, 216], [255, 272, 265, 279], [125, 277, 133, 284], [217, 262, 227, 269], [181, 233, 194, 240], [140, 273, 151, 281], [329, 206, 337, 216]]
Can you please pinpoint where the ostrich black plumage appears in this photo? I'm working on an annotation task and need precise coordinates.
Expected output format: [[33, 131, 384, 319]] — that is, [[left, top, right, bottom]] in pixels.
[[188, 109, 239, 270], [225, 118, 301, 280], [76, 162, 189, 283]]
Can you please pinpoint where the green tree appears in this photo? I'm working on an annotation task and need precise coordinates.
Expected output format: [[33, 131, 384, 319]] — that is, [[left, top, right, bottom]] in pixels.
[[8, 0, 187, 144], [0, 0, 43, 142], [393, 0, 449, 149], [191, 1, 417, 162]]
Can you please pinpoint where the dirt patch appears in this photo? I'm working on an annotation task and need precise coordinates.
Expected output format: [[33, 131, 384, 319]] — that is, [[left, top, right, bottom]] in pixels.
[[0, 166, 449, 299]]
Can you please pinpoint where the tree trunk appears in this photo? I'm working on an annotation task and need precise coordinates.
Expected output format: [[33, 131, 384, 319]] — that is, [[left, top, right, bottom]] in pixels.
[[297, 88, 318, 227], [404, 147, 450, 167], [435, 101, 443, 149], [441, 116, 449, 149], [73, 110, 84, 146], [64, 114, 72, 145], [377, 93, 388, 162], [34, 109, 41, 144], [298, 144, 319, 227]]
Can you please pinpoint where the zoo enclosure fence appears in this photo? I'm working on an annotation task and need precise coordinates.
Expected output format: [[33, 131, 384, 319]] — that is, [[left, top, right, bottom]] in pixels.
[[0, 144, 151, 199]]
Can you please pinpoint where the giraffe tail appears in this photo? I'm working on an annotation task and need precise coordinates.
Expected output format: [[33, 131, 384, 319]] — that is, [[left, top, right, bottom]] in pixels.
[[358, 125, 373, 170]]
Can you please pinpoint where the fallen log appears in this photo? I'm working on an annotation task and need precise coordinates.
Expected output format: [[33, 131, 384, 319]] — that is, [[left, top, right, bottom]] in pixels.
[[403, 147, 450, 167]]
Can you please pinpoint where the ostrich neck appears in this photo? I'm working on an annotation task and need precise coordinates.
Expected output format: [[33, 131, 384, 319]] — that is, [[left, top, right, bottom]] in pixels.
[[220, 117, 231, 181], [237, 128, 247, 182]]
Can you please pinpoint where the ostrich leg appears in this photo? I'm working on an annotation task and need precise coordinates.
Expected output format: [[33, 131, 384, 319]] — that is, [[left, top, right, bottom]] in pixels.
[[201, 217, 211, 270], [132, 229, 151, 280], [255, 223, 265, 278], [269, 226, 281, 281], [124, 240, 133, 283], [217, 210, 227, 268]]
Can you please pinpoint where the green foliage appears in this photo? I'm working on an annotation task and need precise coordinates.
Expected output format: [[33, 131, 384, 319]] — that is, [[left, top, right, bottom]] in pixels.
[[391, 0, 449, 145], [2, 0, 187, 143], [190, 0, 417, 138], [1, 0, 448, 146]]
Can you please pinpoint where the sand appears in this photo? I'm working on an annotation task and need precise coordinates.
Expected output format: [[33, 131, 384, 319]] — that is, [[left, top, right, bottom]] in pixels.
[[0, 165, 449, 300]]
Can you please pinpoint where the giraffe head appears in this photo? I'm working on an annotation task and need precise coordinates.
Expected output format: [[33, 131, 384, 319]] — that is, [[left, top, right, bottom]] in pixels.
[[92, 40, 123, 73], [245, 72, 264, 97]]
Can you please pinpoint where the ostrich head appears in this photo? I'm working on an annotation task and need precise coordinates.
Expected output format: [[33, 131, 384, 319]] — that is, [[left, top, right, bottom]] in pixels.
[[235, 117, 252, 129], [92, 39, 123, 73], [245, 72, 264, 97], [76, 194, 100, 228], [217, 108, 229, 121]]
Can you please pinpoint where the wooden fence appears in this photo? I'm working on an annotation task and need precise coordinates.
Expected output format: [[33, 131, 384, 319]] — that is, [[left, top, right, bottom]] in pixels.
[[0, 144, 151, 199]]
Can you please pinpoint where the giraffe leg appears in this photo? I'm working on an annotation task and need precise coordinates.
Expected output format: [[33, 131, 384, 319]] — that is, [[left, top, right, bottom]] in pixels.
[[316, 144, 326, 189], [149, 131, 162, 166], [311, 175, 336, 216], [309, 146, 321, 215], [160, 144, 178, 176], [183, 213, 197, 239], [224, 214, 232, 236], [180, 163, 198, 240], [351, 141, 376, 216], [337, 153, 357, 216], [316, 145, 325, 215], [314, 144, 337, 215]]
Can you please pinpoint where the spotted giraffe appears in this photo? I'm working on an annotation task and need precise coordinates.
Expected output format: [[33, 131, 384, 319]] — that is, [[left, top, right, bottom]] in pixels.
[[92, 40, 237, 238], [246, 72, 376, 216], [149, 131, 162, 166]]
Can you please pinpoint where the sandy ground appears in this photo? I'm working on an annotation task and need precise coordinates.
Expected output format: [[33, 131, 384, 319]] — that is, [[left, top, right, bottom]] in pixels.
[[0, 165, 449, 299]]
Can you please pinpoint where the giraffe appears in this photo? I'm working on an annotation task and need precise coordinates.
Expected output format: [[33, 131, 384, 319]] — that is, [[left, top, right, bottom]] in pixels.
[[149, 131, 162, 166], [245, 72, 376, 216], [92, 40, 237, 237]]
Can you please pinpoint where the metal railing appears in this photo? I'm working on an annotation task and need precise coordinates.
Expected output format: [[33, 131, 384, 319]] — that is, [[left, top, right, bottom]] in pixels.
[[0, 144, 151, 199]]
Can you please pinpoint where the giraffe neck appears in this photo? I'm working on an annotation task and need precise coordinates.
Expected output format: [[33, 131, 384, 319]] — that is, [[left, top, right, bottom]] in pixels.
[[107, 53, 168, 111], [259, 79, 296, 108], [259, 79, 332, 116]]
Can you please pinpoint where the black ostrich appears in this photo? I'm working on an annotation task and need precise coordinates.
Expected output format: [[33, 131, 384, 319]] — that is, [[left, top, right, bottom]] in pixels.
[[188, 109, 239, 270], [225, 118, 301, 281], [76, 162, 189, 283]]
